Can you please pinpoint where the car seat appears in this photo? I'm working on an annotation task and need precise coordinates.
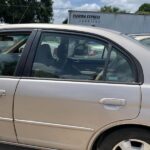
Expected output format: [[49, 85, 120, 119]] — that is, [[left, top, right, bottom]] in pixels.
[[35, 44, 53, 66]]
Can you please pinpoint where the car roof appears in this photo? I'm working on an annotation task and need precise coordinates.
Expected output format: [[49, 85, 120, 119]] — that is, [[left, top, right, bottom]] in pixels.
[[0, 24, 123, 42], [0, 24, 147, 50], [0, 23, 120, 33]]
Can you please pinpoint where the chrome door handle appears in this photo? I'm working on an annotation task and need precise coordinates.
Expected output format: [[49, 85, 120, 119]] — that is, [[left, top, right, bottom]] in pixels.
[[99, 98, 126, 106], [0, 90, 6, 96]]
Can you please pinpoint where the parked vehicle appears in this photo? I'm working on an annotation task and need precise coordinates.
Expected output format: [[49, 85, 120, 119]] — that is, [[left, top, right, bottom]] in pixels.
[[0, 24, 149, 150], [130, 34, 150, 48]]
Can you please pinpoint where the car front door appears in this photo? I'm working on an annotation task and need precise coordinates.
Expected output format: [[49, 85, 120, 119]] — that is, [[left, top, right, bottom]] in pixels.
[[14, 30, 141, 150], [0, 30, 34, 143]]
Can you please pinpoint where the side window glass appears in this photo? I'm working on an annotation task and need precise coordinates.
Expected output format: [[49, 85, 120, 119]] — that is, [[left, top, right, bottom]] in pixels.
[[0, 33, 30, 76], [31, 33, 108, 81], [105, 47, 136, 83], [70, 40, 108, 59]]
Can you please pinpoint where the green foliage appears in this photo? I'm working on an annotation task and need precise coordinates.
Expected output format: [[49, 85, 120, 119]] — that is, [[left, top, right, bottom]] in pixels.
[[0, 0, 53, 23], [136, 3, 150, 14], [100, 6, 127, 13]]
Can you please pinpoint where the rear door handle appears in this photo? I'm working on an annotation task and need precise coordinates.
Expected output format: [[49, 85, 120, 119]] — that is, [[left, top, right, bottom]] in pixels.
[[0, 90, 6, 96], [99, 98, 126, 106]]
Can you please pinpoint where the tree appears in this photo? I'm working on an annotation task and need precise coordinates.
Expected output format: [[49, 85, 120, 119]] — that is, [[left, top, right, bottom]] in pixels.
[[36, 0, 53, 23], [100, 6, 127, 13], [136, 3, 150, 14], [0, 0, 53, 23]]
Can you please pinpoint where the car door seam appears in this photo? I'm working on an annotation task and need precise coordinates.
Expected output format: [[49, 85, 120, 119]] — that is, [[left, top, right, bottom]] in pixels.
[[12, 79, 21, 143]]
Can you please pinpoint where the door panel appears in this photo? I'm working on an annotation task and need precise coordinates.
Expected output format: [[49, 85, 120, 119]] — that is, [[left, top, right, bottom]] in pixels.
[[0, 78, 19, 142], [0, 31, 32, 142], [14, 31, 141, 150], [14, 79, 141, 150]]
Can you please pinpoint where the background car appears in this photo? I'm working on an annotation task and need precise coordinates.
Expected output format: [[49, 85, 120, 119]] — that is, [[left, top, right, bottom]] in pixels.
[[129, 34, 150, 48]]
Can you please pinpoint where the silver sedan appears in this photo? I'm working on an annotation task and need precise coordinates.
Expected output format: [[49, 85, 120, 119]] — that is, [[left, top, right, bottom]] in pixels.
[[0, 24, 149, 150]]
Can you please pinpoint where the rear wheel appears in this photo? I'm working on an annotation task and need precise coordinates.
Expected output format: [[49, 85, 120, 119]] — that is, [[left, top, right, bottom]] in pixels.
[[113, 139, 149, 150], [96, 127, 150, 150]]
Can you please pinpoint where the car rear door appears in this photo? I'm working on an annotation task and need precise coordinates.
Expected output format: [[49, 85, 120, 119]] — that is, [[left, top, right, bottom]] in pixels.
[[0, 29, 36, 143], [14, 30, 141, 150]]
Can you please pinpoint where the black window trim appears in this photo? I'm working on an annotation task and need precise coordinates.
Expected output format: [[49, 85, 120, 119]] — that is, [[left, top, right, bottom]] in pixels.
[[23, 29, 42, 76], [22, 28, 144, 85], [15, 29, 38, 76], [0, 29, 37, 78]]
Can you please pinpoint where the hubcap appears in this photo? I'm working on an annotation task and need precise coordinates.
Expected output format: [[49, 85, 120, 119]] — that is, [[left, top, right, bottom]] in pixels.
[[112, 139, 150, 150]]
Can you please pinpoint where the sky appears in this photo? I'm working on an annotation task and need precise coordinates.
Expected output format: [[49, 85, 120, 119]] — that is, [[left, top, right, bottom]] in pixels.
[[53, 0, 150, 23]]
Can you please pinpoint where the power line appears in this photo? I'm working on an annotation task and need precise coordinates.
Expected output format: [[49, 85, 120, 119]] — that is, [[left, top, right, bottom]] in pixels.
[[18, 2, 32, 23], [0, 4, 30, 8], [0, 4, 43, 8], [53, 8, 73, 10], [0, 4, 74, 10]]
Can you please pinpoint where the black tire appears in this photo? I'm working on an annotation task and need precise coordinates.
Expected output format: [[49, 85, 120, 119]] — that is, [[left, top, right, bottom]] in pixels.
[[96, 127, 150, 150]]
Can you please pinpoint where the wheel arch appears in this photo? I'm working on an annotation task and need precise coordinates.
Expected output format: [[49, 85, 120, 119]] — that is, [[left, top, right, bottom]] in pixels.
[[89, 124, 150, 150]]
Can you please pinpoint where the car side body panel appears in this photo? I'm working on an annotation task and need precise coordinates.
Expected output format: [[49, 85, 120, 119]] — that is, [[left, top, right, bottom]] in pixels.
[[0, 78, 19, 142], [87, 83, 150, 150], [14, 80, 141, 150], [0, 24, 148, 150], [0, 29, 37, 144]]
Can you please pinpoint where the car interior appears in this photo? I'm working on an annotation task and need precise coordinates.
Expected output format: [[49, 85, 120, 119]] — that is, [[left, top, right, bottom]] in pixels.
[[32, 34, 108, 80], [0, 34, 29, 76], [32, 34, 135, 83]]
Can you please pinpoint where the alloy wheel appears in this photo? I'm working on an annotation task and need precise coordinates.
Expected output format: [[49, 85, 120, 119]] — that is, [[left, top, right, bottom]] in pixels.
[[112, 139, 150, 150]]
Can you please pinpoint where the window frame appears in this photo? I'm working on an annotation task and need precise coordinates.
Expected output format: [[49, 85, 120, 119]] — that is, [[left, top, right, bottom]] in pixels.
[[22, 29, 143, 85], [0, 29, 37, 78]]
